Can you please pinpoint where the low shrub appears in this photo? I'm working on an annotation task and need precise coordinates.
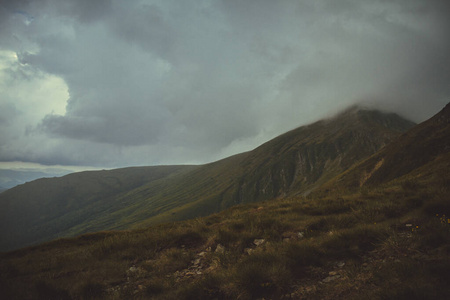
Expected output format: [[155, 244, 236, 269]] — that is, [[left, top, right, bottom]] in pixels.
[[373, 258, 450, 300], [172, 230, 205, 248], [321, 224, 386, 258], [153, 248, 193, 274], [176, 274, 226, 300], [225, 250, 292, 299], [35, 281, 71, 300], [79, 281, 105, 299], [145, 279, 165, 296], [417, 218, 450, 249], [401, 179, 420, 192], [283, 241, 322, 275]]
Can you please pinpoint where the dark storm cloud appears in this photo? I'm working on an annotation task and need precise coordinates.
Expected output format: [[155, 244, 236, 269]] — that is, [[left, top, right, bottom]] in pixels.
[[0, 0, 111, 23], [0, 0, 449, 168]]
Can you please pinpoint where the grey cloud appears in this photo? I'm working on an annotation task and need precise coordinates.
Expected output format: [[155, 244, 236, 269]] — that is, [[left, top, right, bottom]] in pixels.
[[0, 103, 19, 126], [0, 0, 449, 168], [108, 3, 174, 58], [40, 103, 171, 146], [52, 0, 112, 23]]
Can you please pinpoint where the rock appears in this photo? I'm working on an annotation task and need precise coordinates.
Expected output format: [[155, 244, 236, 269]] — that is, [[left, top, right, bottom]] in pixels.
[[328, 271, 338, 276], [244, 248, 254, 255], [322, 275, 341, 283], [205, 265, 217, 273], [215, 244, 225, 254], [297, 232, 304, 239], [128, 266, 138, 273], [253, 239, 265, 246]]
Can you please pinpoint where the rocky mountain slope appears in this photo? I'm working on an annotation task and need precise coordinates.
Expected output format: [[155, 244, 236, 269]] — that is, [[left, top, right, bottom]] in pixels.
[[0, 106, 415, 251], [324, 103, 450, 190]]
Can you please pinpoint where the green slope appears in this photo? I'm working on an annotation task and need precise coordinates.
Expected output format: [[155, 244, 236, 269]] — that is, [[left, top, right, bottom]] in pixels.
[[130, 107, 415, 228], [0, 166, 196, 251], [323, 102, 450, 191], [0, 107, 415, 251]]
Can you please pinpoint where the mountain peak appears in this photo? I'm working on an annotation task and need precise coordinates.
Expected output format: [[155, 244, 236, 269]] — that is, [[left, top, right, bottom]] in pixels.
[[335, 104, 365, 115], [329, 102, 450, 188], [317, 105, 415, 136], [332, 104, 402, 119], [436, 101, 450, 124]]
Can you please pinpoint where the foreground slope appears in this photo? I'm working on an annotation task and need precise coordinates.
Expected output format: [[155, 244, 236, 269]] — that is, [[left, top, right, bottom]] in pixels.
[[0, 107, 414, 251], [0, 104, 449, 300]]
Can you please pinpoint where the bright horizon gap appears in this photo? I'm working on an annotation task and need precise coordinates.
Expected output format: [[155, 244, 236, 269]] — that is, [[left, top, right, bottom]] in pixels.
[[0, 161, 105, 172]]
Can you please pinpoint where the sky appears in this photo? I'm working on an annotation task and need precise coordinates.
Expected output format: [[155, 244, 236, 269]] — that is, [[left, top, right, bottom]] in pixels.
[[0, 0, 449, 173]]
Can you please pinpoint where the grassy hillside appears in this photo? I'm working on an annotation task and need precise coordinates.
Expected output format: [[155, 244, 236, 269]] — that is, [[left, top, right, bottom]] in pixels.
[[0, 166, 197, 251], [0, 107, 414, 251], [1, 167, 449, 299]]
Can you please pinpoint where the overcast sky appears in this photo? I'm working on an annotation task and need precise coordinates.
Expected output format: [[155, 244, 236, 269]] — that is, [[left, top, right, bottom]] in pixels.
[[1, 0, 449, 171]]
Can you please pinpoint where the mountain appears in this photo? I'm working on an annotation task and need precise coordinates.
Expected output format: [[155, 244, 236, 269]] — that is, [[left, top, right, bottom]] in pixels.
[[324, 103, 450, 190], [223, 107, 415, 199], [92, 107, 415, 230], [1, 104, 450, 300], [0, 107, 415, 251]]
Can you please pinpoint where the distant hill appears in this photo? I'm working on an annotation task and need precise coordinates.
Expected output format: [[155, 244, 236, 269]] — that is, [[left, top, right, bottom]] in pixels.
[[0, 106, 415, 251], [0, 169, 70, 191], [0, 166, 196, 251]]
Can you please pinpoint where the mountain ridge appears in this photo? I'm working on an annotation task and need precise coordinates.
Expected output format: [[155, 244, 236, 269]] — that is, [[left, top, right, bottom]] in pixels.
[[0, 106, 415, 251]]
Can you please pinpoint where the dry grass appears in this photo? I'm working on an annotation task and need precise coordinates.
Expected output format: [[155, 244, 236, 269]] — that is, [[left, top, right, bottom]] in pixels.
[[1, 175, 450, 299]]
